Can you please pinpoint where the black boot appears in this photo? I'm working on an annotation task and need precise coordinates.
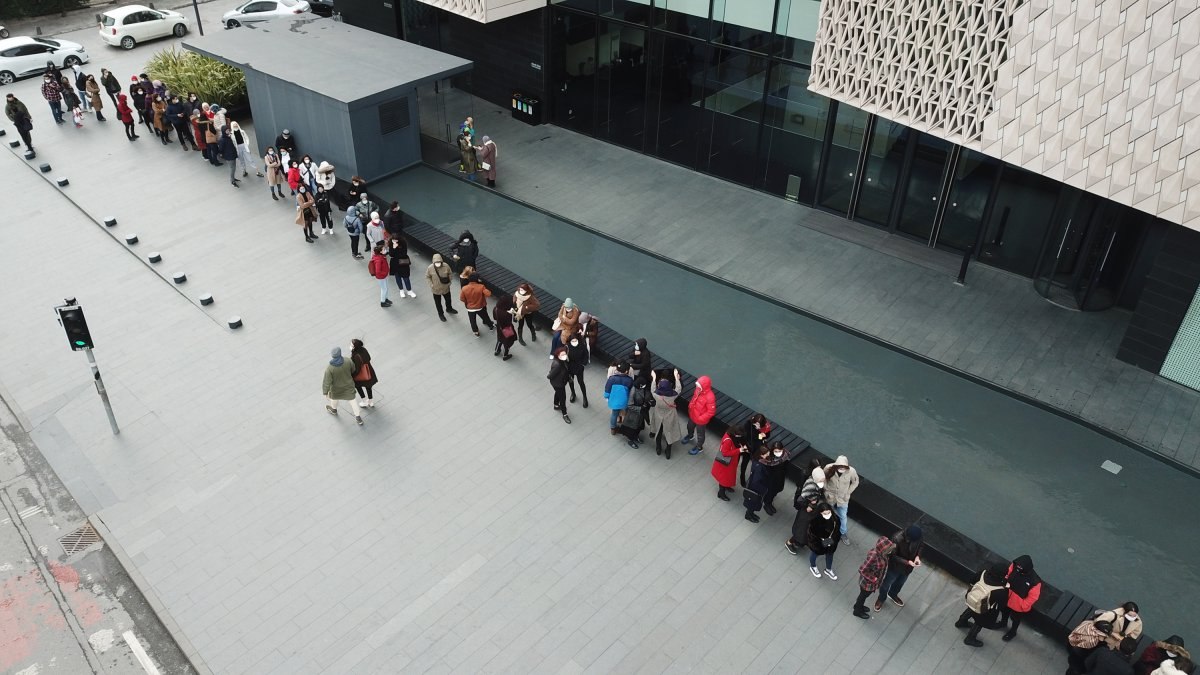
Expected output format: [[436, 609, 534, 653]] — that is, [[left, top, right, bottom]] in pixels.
[[664, 444, 671, 460], [569, 382, 576, 403], [529, 328, 537, 342], [744, 510, 759, 523], [717, 487, 730, 501], [964, 623, 984, 647], [954, 611, 971, 629]]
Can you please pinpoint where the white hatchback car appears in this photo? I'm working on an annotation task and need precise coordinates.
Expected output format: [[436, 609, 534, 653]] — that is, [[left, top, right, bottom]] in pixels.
[[0, 36, 90, 86], [223, 0, 311, 28], [99, 5, 189, 50]]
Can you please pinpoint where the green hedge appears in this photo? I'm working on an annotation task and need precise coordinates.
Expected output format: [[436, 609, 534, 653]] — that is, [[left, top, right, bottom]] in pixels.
[[2, 0, 89, 20], [145, 47, 248, 109]]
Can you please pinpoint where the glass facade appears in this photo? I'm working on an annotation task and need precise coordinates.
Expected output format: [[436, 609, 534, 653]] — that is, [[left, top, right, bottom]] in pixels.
[[548, 0, 1156, 310]]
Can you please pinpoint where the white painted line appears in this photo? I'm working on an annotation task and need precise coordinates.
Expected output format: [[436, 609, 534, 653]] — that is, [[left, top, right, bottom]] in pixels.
[[1100, 460, 1123, 474], [18, 505, 42, 519], [122, 631, 161, 675]]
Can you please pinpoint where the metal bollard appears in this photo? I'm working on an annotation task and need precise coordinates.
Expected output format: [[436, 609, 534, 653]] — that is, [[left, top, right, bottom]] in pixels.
[[955, 245, 975, 286]]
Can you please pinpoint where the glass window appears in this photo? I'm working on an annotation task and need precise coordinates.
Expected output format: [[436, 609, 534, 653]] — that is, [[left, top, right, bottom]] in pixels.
[[817, 102, 869, 214], [552, 0, 597, 12], [978, 166, 1061, 277], [774, 0, 820, 63], [600, 0, 650, 24], [549, 10, 599, 136], [695, 47, 768, 185], [646, 33, 708, 168], [895, 134, 952, 242], [596, 22, 649, 151], [937, 148, 998, 251], [854, 117, 909, 228], [711, 0, 777, 52], [760, 64, 828, 203], [653, 0, 708, 38]]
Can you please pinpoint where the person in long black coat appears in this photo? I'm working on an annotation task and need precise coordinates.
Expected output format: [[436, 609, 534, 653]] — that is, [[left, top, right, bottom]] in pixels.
[[350, 339, 378, 408], [547, 348, 571, 424], [801, 502, 841, 580], [493, 295, 517, 360], [628, 338, 652, 387], [450, 230, 479, 273], [566, 331, 590, 407]]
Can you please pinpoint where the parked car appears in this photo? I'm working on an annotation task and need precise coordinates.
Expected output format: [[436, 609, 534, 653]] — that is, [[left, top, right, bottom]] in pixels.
[[308, 0, 334, 17], [222, 0, 311, 28], [99, 5, 189, 50], [0, 26, 9, 39], [0, 36, 90, 86]]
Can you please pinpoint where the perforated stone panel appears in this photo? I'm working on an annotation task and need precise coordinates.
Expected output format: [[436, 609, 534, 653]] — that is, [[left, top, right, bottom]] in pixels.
[[413, 0, 542, 23], [1161, 288, 1200, 391]]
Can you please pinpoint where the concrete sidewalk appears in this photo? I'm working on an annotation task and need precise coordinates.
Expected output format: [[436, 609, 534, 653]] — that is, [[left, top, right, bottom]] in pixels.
[[0, 27, 1067, 672], [450, 96, 1200, 469]]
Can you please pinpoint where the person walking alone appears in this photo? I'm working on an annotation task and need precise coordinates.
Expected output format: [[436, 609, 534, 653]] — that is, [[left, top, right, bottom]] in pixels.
[[295, 186, 317, 241], [425, 254, 458, 321], [387, 237, 415, 298], [460, 273, 494, 336], [513, 282, 540, 345], [853, 536, 897, 619], [492, 295, 517, 361], [875, 525, 923, 611], [369, 243, 391, 307], [323, 347, 363, 425], [116, 94, 137, 141], [350, 339, 378, 409], [824, 455, 859, 544], [4, 94, 34, 154], [682, 375, 716, 455]]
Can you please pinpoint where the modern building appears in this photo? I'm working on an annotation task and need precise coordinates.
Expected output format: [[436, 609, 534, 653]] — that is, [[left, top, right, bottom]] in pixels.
[[338, 0, 1200, 390]]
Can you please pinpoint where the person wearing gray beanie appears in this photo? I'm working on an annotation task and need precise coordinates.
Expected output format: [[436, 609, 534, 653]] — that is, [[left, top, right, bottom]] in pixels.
[[322, 346, 362, 424]]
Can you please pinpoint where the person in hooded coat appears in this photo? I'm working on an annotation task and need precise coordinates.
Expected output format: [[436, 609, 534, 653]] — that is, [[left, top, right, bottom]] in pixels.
[[344, 209, 365, 259], [387, 237, 414, 297], [998, 554, 1042, 641], [875, 525, 924, 611], [649, 369, 684, 459], [116, 94, 137, 141], [682, 375, 716, 455], [315, 185, 334, 235], [382, 201, 404, 240], [628, 338, 653, 387], [853, 536, 897, 619], [350, 339, 378, 409], [743, 443, 787, 522], [275, 128, 296, 156], [955, 563, 1010, 646], [824, 455, 860, 544], [547, 347, 571, 424], [1150, 657, 1195, 675], [758, 439, 789, 515], [1136, 637, 1190, 675], [218, 126, 241, 187], [4, 94, 34, 153], [565, 330, 590, 407], [794, 465, 826, 514], [711, 429, 746, 502], [322, 347, 362, 425], [84, 74, 105, 121], [450, 231, 479, 273], [425, 253, 458, 321], [513, 282, 540, 345], [740, 413, 772, 488], [230, 121, 261, 177]]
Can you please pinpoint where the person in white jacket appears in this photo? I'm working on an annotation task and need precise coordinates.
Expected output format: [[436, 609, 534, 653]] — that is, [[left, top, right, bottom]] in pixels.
[[365, 211, 385, 252], [298, 155, 318, 194], [228, 121, 262, 178], [316, 161, 336, 191]]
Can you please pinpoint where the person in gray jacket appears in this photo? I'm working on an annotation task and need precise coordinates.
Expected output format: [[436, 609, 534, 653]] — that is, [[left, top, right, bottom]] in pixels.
[[823, 455, 860, 544]]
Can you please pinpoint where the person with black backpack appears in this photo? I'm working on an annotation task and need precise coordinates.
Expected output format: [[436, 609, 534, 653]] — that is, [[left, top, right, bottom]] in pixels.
[[955, 563, 1009, 647]]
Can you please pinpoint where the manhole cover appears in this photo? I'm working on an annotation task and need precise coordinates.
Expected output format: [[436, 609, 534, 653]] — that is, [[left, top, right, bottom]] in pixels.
[[59, 524, 101, 556]]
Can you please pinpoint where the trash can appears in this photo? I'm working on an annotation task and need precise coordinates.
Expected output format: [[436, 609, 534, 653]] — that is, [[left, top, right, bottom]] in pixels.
[[511, 92, 541, 125]]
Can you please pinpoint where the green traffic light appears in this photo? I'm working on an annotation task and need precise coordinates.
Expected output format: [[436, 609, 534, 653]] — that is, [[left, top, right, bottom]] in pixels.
[[75, 340, 86, 346]]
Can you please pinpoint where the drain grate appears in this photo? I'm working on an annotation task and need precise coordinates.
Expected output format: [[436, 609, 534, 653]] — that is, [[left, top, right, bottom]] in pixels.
[[59, 523, 101, 556]]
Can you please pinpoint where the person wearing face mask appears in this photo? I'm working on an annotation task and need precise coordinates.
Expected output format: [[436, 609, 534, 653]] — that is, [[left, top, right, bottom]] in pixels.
[[875, 525, 923, 611], [492, 295, 518, 360], [740, 413, 772, 488], [142, 89, 158, 135], [512, 283, 540, 345], [853, 536, 897, 619], [117, 94, 136, 141], [323, 347, 363, 426], [167, 95, 193, 149], [822, 455, 859, 544], [201, 106, 221, 165], [275, 128, 296, 156], [382, 201, 404, 240], [565, 331, 590, 408], [84, 74, 105, 121], [369, 243, 391, 307], [209, 103, 227, 132], [315, 186, 334, 235], [355, 192, 378, 224], [682, 375, 716, 455], [295, 185, 317, 241], [218, 126, 241, 187], [743, 443, 787, 522], [344, 208, 365, 259], [59, 76, 82, 127], [151, 95, 169, 144], [450, 231, 479, 273], [99, 68, 121, 108], [425, 254, 459, 321], [955, 563, 1010, 646], [649, 369, 683, 458], [41, 74, 64, 124], [264, 146, 285, 200], [347, 176, 367, 209], [1083, 637, 1139, 675], [5, 94, 34, 154], [460, 273, 494, 337], [71, 64, 90, 112], [229, 121, 261, 177], [711, 429, 746, 501], [1136, 637, 1190, 675], [757, 440, 789, 515], [548, 347, 572, 423], [1093, 602, 1143, 651], [298, 155, 318, 194], [603, 362, 634, 435], [365, 212, 385, 253], [997, 554, 1042, 641], [387, 237, 415, 297], [794, 465, 826, 513], [317, 161, 338, 206], [627, 338, 653, 388], [803, 502, 841, 579], [286, 160, 302, 195], [617, 377, 654, 449], [552, 299, 580, 355]]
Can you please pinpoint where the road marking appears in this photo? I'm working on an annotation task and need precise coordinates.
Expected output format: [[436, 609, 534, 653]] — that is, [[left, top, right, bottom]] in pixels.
[[18, 505, 42, 519], [15, 664, 40, 675], [89, 628, 115, 653], [122, 631, 161, 675], [1100, 460, 1122, 474]]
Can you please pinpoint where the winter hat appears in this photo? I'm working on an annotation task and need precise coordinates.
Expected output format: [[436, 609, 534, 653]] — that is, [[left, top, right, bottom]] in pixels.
[[210, 104, 221, 113], [578, 311, 591, 323], [833, 455, 850, 467], [282, 129, 291, 136], [905, 525, 923, 541], [317, 161, 334, 173], [810, 467, 825, 488], [130, 75, 138, 82], [370, 211, 380, 221], [564, 298, 575, 309]]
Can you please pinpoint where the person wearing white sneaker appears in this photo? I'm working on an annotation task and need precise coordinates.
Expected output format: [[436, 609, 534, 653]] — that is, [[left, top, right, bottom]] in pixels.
[[805, 502, 841, 579], [322, 347, 364, 425], [350, 339, 378, 409], [387, 237, 414, 299]]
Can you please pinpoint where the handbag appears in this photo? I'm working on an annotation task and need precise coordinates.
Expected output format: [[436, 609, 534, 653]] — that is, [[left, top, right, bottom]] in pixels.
[[500, 325, 516, 340], [819, 534, 836, 549], [714, 453, 732, 466], [481, 161, 492, 171], [353, 362, 371, 382]]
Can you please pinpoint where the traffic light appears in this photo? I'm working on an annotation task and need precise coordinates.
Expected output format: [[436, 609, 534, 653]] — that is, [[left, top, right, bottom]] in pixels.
[[56, 304, 94, 351]]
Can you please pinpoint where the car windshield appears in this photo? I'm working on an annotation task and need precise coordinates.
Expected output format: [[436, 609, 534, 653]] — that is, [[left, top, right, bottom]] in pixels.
[[102, 15, 116, 26], [33, 38, 60, 47]]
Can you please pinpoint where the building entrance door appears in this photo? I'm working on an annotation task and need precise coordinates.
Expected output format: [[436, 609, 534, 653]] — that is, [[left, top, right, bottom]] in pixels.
[[1033, 189, 1135, 311]]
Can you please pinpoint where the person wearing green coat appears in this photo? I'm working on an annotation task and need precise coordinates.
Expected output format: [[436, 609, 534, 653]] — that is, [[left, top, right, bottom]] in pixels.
[[323, 347, 362, 425]]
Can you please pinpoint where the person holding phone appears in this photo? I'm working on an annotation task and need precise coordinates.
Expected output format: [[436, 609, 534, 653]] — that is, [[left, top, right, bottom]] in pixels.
[[875, 525, 923, 611]]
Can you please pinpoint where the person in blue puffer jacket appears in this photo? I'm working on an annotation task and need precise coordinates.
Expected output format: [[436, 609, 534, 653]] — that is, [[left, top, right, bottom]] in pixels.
[[604, 361, 634, 434]]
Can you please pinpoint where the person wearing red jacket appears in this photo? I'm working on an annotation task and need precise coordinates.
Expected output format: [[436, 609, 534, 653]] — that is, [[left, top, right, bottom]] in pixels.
[[999, 554, 1041, 641], [682, 375, 715, 455], [710, 430, 746, 501], [115, 93, 137, 141], [368, 243, 391, 308]]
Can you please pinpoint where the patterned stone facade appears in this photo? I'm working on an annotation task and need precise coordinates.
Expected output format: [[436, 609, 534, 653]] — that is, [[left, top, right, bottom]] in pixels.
[[810, 0, 1200, 232], [413, 0, 542, 23]]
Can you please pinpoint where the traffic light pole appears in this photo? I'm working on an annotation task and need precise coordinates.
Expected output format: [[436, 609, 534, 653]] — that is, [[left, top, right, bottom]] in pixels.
[[83, 347, 120, 436]]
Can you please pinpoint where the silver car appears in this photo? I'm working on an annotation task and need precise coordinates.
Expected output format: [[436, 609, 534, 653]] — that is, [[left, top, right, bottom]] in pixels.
[[222, 0, 312, 29]]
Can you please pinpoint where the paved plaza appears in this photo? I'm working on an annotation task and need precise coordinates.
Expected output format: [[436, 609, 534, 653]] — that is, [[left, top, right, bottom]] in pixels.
[[0, 23, 1073, 673]]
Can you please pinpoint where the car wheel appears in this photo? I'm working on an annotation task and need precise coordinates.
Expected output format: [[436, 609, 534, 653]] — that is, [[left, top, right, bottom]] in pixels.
[[63, 56, 81, 67], [0, 28, 9, 39], [0, 71, 14, 85], [226, 18, 240, 28], [120, 35, 136, 50], [173, 23, 187, 37]]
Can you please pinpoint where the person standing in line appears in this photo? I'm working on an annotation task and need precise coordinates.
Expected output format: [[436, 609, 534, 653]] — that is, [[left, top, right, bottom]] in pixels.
[[315, 186, 334, 236], [369, 243, 391, 307], [450, 230, 479, 273], [616, 378, 653, 449], [99, 68, 121, 108], [166, 95, 192, 149], [649, 369, 684, 459], [229, 121, 261, 178], [548, 347, 571, 424], [1083, 638, 1139, 675], [875, 525, 923, 611], [382, 201, 404, 240], [209, 103, 227, 132], [565, 331, 590, 408], [350, 339, 378, 409], [740, 413, 772, 487], [41, 74, 64, 124], [264, 147, 284, 200], [492, 295, 517, 361], [794, 465, 827, 514], [4, 94, 34, 154], [998, 554, 1042, 642], [513, 282, 540, 345], [460, 273, 494, 336], [84, 75, 105, 121], [552, 299, 580, 354], [628, 338, 653, 387], [387, 237, 415, 298], [316, 161, 337, 204], [323, 347, 363, 425], [344, 208, 365, 259], [60, 77, 83, 127], [853, 536, 897, 619], [151, 94, 170, 142], [1135, 637, 1190, 675], [603, 362, 634, 435], [365, 212, 385, 256], [1093, 603, 1144, 651], [189, 110, 205, 153], [286, 159, 302, 195], [425, 253, 458, 321], [757, 440, 789, 515], [347, 176, 367, 207], [275, 128, 296, 156], [457, 128, 478, 180], [682, 375, 716, 455], [218, 127, 241, 187], [127, 77, 146, 124], [743, 443, 786, 522], [142, 88, 157, 135], [71, 64, 90, 111], [298, 155, 318, 194], [116, 94, 136, 141], [295, 185, 317, 241], [803, 502, 841, 579], [355, 192, 378, 224], [955, 563, 1010, 647], [1068, 619, 1117, 674], [823, 455, 859, 544], [475, 135, 498, 187], [711, 428, 745, 501], [200, 109, 220, 165]]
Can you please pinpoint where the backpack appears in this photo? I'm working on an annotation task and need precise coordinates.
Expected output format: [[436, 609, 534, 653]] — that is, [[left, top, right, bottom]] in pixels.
[[964, 572, 1004, 614], [344, 213, 359, 233]]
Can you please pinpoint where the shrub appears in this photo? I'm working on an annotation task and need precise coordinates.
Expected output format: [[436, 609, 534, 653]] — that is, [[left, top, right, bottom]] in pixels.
[[2, 0, 89, 20], [144, 47, 247, 109]]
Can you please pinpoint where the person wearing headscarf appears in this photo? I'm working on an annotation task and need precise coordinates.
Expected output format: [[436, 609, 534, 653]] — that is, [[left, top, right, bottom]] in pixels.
[[322, 347, 362, 425], [998, 554, 1042, 641], [552, 299, 580, 354]]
